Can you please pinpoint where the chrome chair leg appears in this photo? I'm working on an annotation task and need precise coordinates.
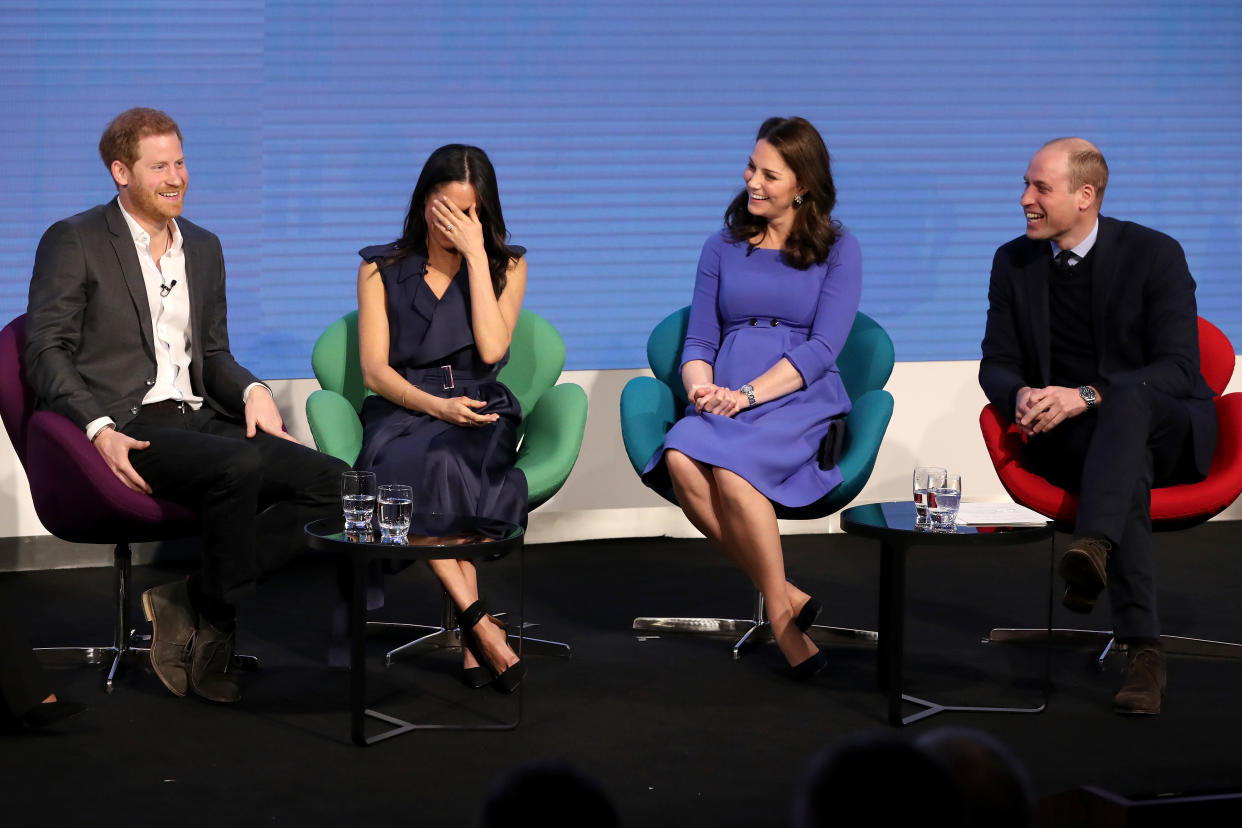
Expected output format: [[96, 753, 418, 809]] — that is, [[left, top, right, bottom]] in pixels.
[[35, 542, 259, 690], [380, 592, 571, 666], [986, 626, 1242, 669], [635, 590, 878, 659]]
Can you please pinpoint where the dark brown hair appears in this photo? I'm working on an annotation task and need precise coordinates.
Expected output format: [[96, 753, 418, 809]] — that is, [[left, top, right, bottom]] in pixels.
[[98, 108, 183, 185], [723, 117, 840, 269], [388, 144, 521, 298]]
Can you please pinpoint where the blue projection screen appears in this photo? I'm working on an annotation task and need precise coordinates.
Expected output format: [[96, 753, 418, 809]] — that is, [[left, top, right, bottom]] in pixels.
[[2, 1, 1239, 377]]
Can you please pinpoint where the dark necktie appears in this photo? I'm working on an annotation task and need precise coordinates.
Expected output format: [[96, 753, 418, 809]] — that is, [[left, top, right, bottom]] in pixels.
[[1053, 250, 1077, 272]]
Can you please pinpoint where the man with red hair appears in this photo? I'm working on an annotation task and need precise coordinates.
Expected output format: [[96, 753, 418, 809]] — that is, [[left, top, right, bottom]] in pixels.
[[25, 107, 347, 704]]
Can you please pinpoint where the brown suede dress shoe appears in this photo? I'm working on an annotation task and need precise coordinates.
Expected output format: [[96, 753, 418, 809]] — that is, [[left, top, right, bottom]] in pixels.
[[189, 622, 240, 704], [141, 579, 197, 697], [1057, 537, 1110, 613], [1113, 643, 1166, 716]]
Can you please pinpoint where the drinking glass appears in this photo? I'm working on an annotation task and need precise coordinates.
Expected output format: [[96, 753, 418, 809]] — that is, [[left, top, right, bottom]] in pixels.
[[929, 472, 962, 530], [341, 471, 377, 530], [913, 466, 947, 526], [377, 483, 414, 542]]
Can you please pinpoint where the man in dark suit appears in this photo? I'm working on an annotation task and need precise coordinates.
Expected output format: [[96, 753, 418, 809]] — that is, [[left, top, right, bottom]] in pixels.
[[24, 107, 348, 703], [979, 137, 1216, 716]]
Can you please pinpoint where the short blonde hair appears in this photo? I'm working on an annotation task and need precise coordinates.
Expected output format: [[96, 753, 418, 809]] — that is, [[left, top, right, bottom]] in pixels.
[[1044, 137, 1108, 205]]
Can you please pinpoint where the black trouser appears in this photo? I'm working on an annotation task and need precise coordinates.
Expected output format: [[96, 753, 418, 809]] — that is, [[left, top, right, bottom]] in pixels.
[[1025, 383, 1207, 641], [123, 405, 349, 604], [0, 605, 50, 725]]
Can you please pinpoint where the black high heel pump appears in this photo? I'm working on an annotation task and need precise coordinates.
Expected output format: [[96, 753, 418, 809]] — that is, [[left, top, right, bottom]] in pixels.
[[794, 596, 822, 633], [458, 599, 527, 694]]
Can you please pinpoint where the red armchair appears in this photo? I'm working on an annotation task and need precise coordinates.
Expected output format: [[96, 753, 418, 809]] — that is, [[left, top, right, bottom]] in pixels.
[[980, 317, 1242, 661]]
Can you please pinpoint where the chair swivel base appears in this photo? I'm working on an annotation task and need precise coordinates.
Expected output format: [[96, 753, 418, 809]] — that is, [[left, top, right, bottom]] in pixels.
[[36, 632, 260, 693], [369, 620, 571, 667], [632, 615, 878, 661], [986, 627, 1242, 669]]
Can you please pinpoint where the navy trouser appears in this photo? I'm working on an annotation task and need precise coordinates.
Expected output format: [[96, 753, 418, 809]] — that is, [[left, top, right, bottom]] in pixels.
[[1025, 383, 1208, 640]]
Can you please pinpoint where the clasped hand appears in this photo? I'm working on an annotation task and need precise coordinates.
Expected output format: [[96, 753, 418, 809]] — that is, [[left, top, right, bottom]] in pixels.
[[1015, 385, 1088, 435], [690, 383, 746, 418], [436, 395, 499, 427]]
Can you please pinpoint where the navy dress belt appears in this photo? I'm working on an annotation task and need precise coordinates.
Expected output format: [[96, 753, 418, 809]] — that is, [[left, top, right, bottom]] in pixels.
[[403, 366, 496, 391]]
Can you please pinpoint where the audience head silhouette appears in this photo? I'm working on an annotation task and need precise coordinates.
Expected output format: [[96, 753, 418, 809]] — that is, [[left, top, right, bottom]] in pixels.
[[478, 759, 620, 828], [793, 732, 966, 827], [917, 726, 1034, 828]]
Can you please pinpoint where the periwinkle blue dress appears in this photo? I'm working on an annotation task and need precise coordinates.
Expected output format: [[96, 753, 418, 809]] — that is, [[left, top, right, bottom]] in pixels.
[[354, 243, 528, 528], [643, 230, 863, 507]]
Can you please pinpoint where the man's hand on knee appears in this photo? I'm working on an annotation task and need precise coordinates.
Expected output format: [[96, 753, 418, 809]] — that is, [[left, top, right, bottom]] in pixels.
[[243, 385, 299, 443], [92, 426, 152, 493]]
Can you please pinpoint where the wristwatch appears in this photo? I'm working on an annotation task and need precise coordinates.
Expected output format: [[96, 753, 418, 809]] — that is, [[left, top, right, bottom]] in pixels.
[[739, 384, 757, 407], [1078, 385, 1098, 409]]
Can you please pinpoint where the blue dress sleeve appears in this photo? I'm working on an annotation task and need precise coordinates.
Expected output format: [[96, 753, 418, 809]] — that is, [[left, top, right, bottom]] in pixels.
[[782, 232, 863, 385], [680, 234, 725, 368]]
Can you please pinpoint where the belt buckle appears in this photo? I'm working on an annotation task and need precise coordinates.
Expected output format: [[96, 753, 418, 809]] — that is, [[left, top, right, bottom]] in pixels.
[[440, 365, 455, 390]]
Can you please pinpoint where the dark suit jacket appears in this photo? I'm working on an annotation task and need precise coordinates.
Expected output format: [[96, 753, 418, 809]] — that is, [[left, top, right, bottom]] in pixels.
[[979, 215, 1217, 477], [24, 198, 258, 430]]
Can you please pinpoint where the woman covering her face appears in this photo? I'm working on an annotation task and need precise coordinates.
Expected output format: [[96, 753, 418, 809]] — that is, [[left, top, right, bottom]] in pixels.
[[354, 144, 528, 693]]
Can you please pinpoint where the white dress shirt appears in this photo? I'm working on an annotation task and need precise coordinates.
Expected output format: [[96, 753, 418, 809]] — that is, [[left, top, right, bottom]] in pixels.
[[86, 205, 198, 440], [1050, 218, 1100, 267], [85, 203, 270, 441]]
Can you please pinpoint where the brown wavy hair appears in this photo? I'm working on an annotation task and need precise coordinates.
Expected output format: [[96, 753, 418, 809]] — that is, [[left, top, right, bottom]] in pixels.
[[723, 117, 839, 269], [387, 144, 520, 298]]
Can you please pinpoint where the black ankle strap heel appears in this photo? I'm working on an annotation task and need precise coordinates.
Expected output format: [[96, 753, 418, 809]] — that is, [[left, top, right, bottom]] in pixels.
[[456, 598, 526, 694]]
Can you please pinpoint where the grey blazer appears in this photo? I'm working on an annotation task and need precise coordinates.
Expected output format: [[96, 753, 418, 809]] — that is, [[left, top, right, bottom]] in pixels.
[[24, 197, 258, 430]]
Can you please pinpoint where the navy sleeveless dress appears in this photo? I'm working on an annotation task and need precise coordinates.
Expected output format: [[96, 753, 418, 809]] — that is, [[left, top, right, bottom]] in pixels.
[[354, 243, 528, 528]]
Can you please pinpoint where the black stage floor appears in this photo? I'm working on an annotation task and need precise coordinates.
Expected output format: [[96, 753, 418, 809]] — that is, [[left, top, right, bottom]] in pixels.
[[2, 521, 1241, 826]]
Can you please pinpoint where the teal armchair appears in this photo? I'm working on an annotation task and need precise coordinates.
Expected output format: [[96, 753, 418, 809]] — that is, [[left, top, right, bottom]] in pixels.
[[619, 307, 895, 657], [307, 308, 588, 658]]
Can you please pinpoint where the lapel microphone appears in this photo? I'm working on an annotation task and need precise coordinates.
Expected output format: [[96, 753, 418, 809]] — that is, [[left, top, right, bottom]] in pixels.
[[160, 279, 177, 298]]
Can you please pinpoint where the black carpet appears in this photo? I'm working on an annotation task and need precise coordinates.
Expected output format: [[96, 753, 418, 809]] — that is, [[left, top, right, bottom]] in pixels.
[[2, 522, 1241, 827]]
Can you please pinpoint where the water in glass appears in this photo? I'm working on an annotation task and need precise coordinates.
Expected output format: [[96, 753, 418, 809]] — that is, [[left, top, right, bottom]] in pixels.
[[929, 473, 962, 530], [341, 471, 377, 530], [343, 494, 376, 527], [913, 466, 947, 524], [378, 484, 413, 541]]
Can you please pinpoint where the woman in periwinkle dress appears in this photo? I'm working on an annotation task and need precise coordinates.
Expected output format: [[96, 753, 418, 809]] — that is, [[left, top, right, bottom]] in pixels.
[[355, 145, 527, 693], [643, 117, 862, 678]]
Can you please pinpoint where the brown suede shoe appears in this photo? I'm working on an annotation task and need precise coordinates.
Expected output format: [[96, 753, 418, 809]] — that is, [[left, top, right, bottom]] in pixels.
[[188, 622, 241, 704], [1113, 643, 1166, 716], [141, 579, 196, 697], [1057, 536, 1110, 613]]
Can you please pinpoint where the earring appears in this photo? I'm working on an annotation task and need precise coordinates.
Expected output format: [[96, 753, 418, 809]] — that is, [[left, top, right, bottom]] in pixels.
[[793, 194, 804, 206]]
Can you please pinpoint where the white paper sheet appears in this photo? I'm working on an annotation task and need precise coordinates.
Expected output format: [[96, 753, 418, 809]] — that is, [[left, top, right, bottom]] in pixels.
[[955, 502, 1050, 526]]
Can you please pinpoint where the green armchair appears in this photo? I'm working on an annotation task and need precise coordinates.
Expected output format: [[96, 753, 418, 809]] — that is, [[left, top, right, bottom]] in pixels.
[[619, 307, 895, 657], [307, 308, 588, 658]]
